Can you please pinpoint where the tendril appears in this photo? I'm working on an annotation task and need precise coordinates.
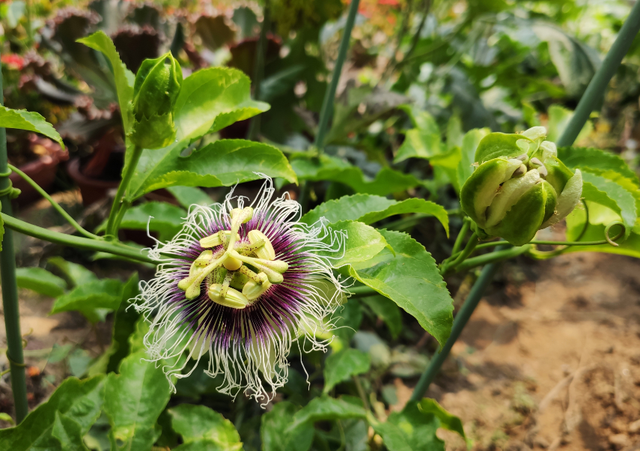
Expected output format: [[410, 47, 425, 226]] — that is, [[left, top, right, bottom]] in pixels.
[[604, 221, 625, 247]]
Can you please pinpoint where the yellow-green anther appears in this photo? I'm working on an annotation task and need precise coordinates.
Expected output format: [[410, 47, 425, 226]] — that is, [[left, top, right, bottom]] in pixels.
[[200, 232, 223, 248], [248, 230, 276, 260], [179, 255, 226, 299], [230, 251, 285, 283], [243, 279, 272, 301], [238, 265, 269, 284], [220, 270, 234, 298], [208, 284, 251, 309]]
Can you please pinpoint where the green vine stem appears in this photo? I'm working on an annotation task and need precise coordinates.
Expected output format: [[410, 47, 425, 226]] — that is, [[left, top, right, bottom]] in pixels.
[[440, 232, 478, 274], [105, 145, 143, 238], [0, 63, 29, 422], [8, 165, 100, 240], [450, 218, 470, 255], [409, 3, 640, 402], [1, 213, 154, 264], [454, 245, 531, 273], [314, 0, 361, 152]]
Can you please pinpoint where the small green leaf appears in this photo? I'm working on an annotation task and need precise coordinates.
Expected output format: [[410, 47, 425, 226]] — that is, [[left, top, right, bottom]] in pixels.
[[394, 128, 443, 163], [168, 405, 242, 449], [323, 348, 371, 393], [557, 146, 639, 184], [302, 194, 448, 236], [0, 105, 64, 147], [581, 171, 637, 233], [50, 279, 124, 323], [130, 140, 296, 198], [0, 413, 14, 425], [362, 295, 403, 339], [372, 401, 446, 451], [291, 396, 367, 429], [417, 399, 466, 440], [77, 31, 135, 133], [328, 221, 390, 267], [167, 186, 212, 208], [104, 350, 173, 451], [15, 267, 67, 297], [261, 402, 313, 451], [290, 154, 419, 196], [47, 257, 98, 288], [348, 230, 454, 346], [0, 376, 105, 449]]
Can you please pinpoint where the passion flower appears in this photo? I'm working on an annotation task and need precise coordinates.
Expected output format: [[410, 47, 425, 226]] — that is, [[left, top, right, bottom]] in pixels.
[[134, 178, 347, 405]]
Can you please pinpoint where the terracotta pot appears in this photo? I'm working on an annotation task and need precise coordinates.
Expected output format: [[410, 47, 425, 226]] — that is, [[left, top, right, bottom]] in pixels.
[[66, 158, 119, 207], [9, 137, 68, 206]]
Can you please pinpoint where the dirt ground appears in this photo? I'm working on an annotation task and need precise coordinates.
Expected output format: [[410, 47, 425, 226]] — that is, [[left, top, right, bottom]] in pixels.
[[432, 252, 640, 451]]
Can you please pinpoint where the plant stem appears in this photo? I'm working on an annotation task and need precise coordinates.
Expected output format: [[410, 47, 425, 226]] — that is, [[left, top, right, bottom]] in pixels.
[[314, 0, 361, 152], [1, 213, 155, 264], [409, 251, 503, 402], [8, 165, 100, 240], [247, 0, 271, 141], [440, 232, 478, 274], [454, 245, 531, 273], [556, 1, 640, 147], [451, 219, 470, 255], [0, 67, 29, 423], [106, 145, 143, 238]]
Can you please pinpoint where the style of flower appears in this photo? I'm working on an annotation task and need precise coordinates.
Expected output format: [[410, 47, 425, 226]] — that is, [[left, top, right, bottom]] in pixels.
[[134, 178, 347, 405]]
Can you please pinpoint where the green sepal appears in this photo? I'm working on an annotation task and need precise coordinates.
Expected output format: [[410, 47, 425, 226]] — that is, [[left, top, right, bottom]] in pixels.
[[485, 182, 547, 246], [474, 133, 532, 164], [460, 157, 523, 227], [484, 168, 541, 229], [541, 180, 558, 224], [129, 113, 176, 149], [544, 157, 575, 194]]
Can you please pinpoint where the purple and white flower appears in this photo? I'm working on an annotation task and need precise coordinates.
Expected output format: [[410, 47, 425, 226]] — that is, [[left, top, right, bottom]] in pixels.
[[134, 178, 347, 405]]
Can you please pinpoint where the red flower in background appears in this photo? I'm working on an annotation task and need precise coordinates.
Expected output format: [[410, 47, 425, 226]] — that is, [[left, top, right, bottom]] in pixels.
[[2, 54, 24, 70]]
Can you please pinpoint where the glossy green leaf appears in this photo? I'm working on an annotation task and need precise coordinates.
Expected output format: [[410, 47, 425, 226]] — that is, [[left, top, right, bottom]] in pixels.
[[52, 412, 87, 451], [129, 140, 296, 198], [47, 257, 98, 288], [323, 348, 371, 393], [394, 128, 443, 163], [348, 230, 454, 346], [118, 201, 186, 241], [474, 133, 528, 163], [0, 376, 105, 449], [261, 402, 313, 451], [15, 267, 66, 297], [328, 221, 390, 267], [362, 295, 402, 339], [302, 194, 448, 236], [557, 146, 639, 184], [50, 279, 124, 323], [0, 105, 63, 147], [581, 171, 637, 232], [290, 154, 419, 196], [77, 31, 135, 133], [104, 350, 173, 450], [169, 405, 242, 449], [292, 396, 367, 429], [418, 399, 466, 439], [173, 67, 269, 138], [167, 186, 213, 208]]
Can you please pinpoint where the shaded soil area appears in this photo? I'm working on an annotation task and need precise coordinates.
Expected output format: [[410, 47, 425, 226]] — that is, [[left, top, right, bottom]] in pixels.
[[432, 252, 640, 451]]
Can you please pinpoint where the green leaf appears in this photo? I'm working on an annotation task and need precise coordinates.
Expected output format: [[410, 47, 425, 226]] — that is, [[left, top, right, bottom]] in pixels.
[[323, 348, 371, 394], [173, 67, 269, 139], [302, 194, 449, 236], [372, 401, 445, 451], [118, 201, 186, 241], [261, 402, 314, 451], [50, 279, 124, 323], [47, 257, 98, 288], [15, 267, 66, 297], [333, 298, 363, 348], [104, 350, 172, 451], [361, 295, 403, 339], [457, 128, 490, 192], [106, 274, 141, 373], [0, 105, 64, 147], [547, 105, 593, 144], [129, 140, 297, 198], [52, 412, 88, 451], [77, 31, 135, 133], [581, 171, 637, 233], [557, 146, 639, 184], [394, 128, 443, 163], [417, 399, 466, 440], [167, 186, 213, 208], [168, 404, 242, 450], [290, 153, 419, 196], [328, 221, 390, 268], [291, 396, 367, 429], [0, 376, 105, 449], [348, 230, 454, 346]]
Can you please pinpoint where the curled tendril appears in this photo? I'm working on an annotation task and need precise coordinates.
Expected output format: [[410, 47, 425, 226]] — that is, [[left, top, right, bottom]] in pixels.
[[604, 221, 626, 247]]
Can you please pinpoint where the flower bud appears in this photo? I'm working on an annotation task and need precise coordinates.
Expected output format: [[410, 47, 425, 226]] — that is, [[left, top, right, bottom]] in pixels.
[[129, 52, 183, 149], [460, 128, 582, 245]]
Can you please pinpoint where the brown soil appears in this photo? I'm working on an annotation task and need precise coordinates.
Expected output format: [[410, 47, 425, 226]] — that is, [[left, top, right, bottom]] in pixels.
[[431, 252, 640, 451]]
